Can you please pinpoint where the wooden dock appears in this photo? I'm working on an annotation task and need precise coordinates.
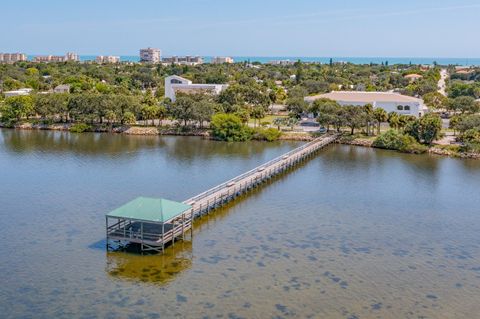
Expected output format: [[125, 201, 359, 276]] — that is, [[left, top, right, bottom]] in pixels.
[[106, 133, 340, 252]]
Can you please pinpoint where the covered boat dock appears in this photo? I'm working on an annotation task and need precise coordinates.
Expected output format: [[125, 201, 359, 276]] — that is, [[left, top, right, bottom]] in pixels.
[[106, 197, 193, 252]]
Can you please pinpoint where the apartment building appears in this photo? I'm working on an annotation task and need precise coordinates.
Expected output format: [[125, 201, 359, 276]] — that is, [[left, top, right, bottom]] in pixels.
[[211, 56, 234, 64], [96, 55, 120, 63], [140, 48, 161, 63], [33, 52, 79, 63], [0, 53, 27, 63], [162, 56, 203, 66]]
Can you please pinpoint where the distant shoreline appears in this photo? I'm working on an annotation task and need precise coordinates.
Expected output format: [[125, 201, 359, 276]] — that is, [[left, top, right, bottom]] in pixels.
[[24, 55, 480, 66]]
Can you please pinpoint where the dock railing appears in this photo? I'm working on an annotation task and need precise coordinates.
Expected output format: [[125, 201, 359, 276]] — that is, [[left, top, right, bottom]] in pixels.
[[183, 133, 339, 206]]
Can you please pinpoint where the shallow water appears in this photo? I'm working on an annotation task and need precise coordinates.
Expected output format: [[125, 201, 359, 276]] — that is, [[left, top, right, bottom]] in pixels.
[[1, 129, 480, 318]]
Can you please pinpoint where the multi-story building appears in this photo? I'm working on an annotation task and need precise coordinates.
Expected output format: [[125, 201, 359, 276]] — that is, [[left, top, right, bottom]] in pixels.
[[140, 48, 161, 63], [96, 55, 120, 63], [0, 53, 27, 63], [165, 75, 227, 102], [33, 52, 79, 63], [162, 56, 203, 66], [65, 52, 79, 62], [211, 56, 234, 64]]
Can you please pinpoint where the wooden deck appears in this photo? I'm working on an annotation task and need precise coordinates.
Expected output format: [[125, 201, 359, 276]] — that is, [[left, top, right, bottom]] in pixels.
[[107, 133, 340, 252]]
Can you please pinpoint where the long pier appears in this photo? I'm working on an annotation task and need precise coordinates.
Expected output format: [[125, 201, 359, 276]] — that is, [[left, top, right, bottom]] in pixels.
[[106, 133, 340, 252]]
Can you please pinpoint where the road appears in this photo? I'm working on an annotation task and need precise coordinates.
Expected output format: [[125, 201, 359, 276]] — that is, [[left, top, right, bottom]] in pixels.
[[438, 69, 448, 96]]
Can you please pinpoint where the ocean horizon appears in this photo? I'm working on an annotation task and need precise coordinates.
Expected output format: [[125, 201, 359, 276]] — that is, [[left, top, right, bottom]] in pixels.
[[26, 55, 480, 66]]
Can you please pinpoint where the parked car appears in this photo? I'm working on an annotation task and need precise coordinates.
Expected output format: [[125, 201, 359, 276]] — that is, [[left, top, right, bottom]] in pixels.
[[318, 127, 327, 134], [300, 121, 319, 127]]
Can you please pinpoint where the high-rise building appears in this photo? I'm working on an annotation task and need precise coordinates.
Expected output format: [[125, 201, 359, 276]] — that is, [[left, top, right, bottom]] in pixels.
[[140, 48, 161, 63], [96, 55, 120, 63], [65, 52, 79, 62], [0, 52, 27, 63], [33, 52, 79, 63], [211, 57, 234, 64]]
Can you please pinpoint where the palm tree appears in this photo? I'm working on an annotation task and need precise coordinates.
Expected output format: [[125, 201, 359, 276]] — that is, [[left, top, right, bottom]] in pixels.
[[363, 104, 374, 135], [373, 108, 388, 135], [388, 112, 400, 130]]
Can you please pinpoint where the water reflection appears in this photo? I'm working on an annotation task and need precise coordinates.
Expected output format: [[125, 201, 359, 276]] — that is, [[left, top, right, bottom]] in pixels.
[[106, 240, 193, 285], [0, 129, 290, 161], [0, 129, 165, 157]]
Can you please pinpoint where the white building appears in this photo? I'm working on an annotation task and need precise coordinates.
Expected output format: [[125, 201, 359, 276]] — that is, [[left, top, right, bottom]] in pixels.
[[305, 91, 428, 117], [65, 52, 79, 62], [268, 60, 295, 66], [3, 88, 33, 97], [54, 84, 70, 93], [162, 56, 203, 66], [96, 55, 120, 63], [211, 56, 234, 64], [0, 53, 27, 63], [33, 52, 79, 62], [140, 48, 161, 63], [165, 75, 228, 101]]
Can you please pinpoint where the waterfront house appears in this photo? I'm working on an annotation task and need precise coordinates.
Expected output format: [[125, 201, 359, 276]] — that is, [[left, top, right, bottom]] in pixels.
[[165, 75, 228, 102], [305, 91, 428, 117]]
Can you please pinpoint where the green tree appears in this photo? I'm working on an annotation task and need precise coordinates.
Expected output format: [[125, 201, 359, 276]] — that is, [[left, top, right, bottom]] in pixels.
[[210, 113, 253, 141], [285, 97, 307, 118], [344, 105, 366, 135], [373, 108, 388, 135], [1, 95, 34, 122], [170, 94, 196, 126], [311, 98, 341, 132], [404, 113, 442, 145], [447, 96, 479, 114], [423, 92, 447, 110], [141, 105, 160, 126], [388, 112, 400, 130], [251, 106, 265, 128]]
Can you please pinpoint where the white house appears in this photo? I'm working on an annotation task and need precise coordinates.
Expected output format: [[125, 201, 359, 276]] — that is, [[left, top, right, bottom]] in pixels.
[[305, 91, 428, 117], [165, 75, 228, 101]]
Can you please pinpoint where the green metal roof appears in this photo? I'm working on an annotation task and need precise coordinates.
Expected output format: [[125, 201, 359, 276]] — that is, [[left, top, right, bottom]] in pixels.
[[106, 197, 192, 223]]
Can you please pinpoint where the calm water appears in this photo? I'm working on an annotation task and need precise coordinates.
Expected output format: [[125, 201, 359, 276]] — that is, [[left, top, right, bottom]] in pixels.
[[1, 129, 480, 319]]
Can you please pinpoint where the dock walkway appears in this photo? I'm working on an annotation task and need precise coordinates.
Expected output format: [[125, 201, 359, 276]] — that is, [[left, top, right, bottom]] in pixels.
[[106, 133, 340, 252]]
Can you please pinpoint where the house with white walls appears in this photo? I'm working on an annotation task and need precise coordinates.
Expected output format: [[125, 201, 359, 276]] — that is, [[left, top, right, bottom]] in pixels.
[[165, 75, 228, 101], [305, 91, 428, 117]]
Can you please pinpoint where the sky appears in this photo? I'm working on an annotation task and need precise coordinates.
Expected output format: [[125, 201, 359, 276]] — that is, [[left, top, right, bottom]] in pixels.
[[1, 0, 479, 57]]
